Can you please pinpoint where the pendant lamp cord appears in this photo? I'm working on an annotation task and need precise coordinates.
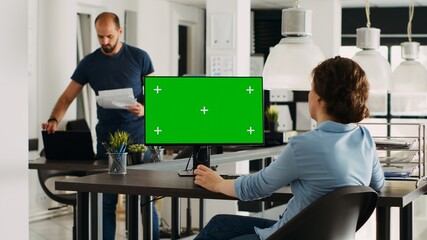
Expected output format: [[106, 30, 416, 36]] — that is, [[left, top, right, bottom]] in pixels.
[[365, 0, 371, 28], [407, 0, 415, 42]]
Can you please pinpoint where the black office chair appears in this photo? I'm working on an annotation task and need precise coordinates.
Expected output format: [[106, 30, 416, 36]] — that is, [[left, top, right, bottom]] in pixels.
[[37, 119, 90, 240], [37, 169, 86, 239], [266, 186, 378, 240], [65, 118, 90, 131]]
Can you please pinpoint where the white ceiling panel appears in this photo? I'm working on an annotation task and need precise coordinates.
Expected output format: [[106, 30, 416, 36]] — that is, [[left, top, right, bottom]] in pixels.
[[167, 0, 427, 9], [341, 0, 426, 8]]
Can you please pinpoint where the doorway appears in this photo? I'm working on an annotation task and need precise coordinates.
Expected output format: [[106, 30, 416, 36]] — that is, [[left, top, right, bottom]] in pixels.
[[178, 25, 189, 76]]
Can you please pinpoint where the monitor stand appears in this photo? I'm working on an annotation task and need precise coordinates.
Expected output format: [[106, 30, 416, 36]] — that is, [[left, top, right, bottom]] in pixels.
[[178, 145, 211, 176]]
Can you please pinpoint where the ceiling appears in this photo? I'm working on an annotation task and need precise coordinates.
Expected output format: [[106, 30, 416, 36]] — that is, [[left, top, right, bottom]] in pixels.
[[167, 0, 427, 9]]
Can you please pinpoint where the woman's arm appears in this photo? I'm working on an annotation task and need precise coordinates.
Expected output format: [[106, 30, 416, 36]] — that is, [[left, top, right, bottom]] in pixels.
[[194, 164, 236, 197]]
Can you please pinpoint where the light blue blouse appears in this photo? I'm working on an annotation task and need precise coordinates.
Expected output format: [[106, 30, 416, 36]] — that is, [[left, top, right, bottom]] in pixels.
[[234, 121, 385, 240]]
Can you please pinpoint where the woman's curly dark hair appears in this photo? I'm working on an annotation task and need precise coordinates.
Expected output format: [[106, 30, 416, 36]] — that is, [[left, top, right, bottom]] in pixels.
[[312, 56, 370, 124]]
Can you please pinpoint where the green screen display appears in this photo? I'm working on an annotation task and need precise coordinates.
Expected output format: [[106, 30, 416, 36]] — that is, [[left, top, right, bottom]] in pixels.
[[144, 76, 264, 145]]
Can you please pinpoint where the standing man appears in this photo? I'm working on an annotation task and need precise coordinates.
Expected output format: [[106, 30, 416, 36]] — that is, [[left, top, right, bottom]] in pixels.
[[42, 12, 159, 240]]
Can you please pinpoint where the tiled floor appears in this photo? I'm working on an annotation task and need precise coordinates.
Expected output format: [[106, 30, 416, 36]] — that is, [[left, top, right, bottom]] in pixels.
[[29, 213, 128, 240], [28, 194, 427, 240], [29, 213, 195, 240], [30, 214, 73, 240], [29, 210, 427, 240]]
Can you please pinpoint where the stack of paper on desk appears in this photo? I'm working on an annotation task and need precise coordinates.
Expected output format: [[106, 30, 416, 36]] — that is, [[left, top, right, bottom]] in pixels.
[[382, 166, 415, 178], [96, 88, 136, 109], [374, 138, 415, 150]]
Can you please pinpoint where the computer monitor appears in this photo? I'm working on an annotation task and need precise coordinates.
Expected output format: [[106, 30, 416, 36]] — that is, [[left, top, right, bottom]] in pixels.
[[144, 76, 264, 172]]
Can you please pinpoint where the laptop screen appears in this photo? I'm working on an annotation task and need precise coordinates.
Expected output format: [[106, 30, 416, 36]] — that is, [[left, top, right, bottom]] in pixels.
[[41, 131, 96, 160]]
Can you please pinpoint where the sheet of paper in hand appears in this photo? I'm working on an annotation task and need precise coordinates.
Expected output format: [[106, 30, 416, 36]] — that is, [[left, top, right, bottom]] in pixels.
[[96, 88, 137, 109]]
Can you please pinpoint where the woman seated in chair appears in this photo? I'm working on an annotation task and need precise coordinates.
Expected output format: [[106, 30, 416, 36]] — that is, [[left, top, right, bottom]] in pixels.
[[193, 56, 385, 240]]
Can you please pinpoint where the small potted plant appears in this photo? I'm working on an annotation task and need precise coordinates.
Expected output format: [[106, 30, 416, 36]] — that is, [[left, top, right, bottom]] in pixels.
[[103, 130, 131, 174], [128, 143, 148, 165], [265, 106, 279, 132], [106, 130, 130, 153]]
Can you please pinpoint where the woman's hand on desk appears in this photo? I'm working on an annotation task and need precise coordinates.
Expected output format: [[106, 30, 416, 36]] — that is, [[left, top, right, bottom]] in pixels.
[[194, 165, 237, 198]]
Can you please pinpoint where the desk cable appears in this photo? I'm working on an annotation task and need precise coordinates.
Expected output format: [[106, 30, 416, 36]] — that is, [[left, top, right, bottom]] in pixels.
[[140, 196, 165, 208]]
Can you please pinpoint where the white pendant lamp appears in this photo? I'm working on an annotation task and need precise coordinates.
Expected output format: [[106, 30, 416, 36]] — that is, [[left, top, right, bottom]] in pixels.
[[352, 1, 392, 115], [262, 1, 325, 91], [390, 0, 427, 115]]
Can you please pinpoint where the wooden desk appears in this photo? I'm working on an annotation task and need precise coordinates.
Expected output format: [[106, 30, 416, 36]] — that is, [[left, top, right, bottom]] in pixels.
[[29, 157, 108, 171], [56, 169, 291, 240], [376, 180, 427, 240], [36, 145, 284, 239], [35, 144, 426, 240], [56, 168, 427, 240]]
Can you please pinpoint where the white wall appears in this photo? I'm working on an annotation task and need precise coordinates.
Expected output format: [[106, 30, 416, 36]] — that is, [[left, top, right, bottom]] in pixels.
[[206, 0, 251, 76], [28, 0, 38, 140], [38, 0, 78, 135], [305, 0, 341, 58], [138, 0, 174, 75], [138, 0, 205, 76], [0, 0, 29, 239]]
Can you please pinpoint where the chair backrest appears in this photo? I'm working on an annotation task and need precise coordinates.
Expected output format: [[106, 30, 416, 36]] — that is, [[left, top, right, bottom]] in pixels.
[[266, 186, 378, 240], [66, 119, 90, 131], [37, 169, 86, 206]]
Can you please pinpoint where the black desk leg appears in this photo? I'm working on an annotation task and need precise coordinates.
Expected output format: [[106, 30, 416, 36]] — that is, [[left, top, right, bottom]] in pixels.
[[199, 198, 204, 231], [377, 207, 391, 240], [128, 195, 139, 240], [171, 197, 180, 239], [77, 192, 89, 240], [141, 195, 153, 240], [90, 193, 98, 240], [400, 203, 413, 240]]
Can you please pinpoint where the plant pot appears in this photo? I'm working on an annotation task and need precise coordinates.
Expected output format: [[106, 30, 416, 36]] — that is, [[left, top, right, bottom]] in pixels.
[[150, 147, 164, 163], [129, 152, 144, 165], [268, 121, 279, 132]]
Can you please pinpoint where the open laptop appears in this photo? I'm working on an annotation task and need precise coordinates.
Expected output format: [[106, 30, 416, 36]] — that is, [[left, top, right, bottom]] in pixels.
[[41, 130, 96, 160]]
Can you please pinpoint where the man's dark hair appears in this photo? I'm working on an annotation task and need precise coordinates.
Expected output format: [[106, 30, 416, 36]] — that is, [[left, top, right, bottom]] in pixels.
[[95, 12, 121, 29], [312, 56, 370, 124]]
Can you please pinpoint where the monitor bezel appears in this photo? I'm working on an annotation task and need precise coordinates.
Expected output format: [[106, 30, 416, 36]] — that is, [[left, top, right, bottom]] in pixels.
[[143, 76, 265, 146]]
